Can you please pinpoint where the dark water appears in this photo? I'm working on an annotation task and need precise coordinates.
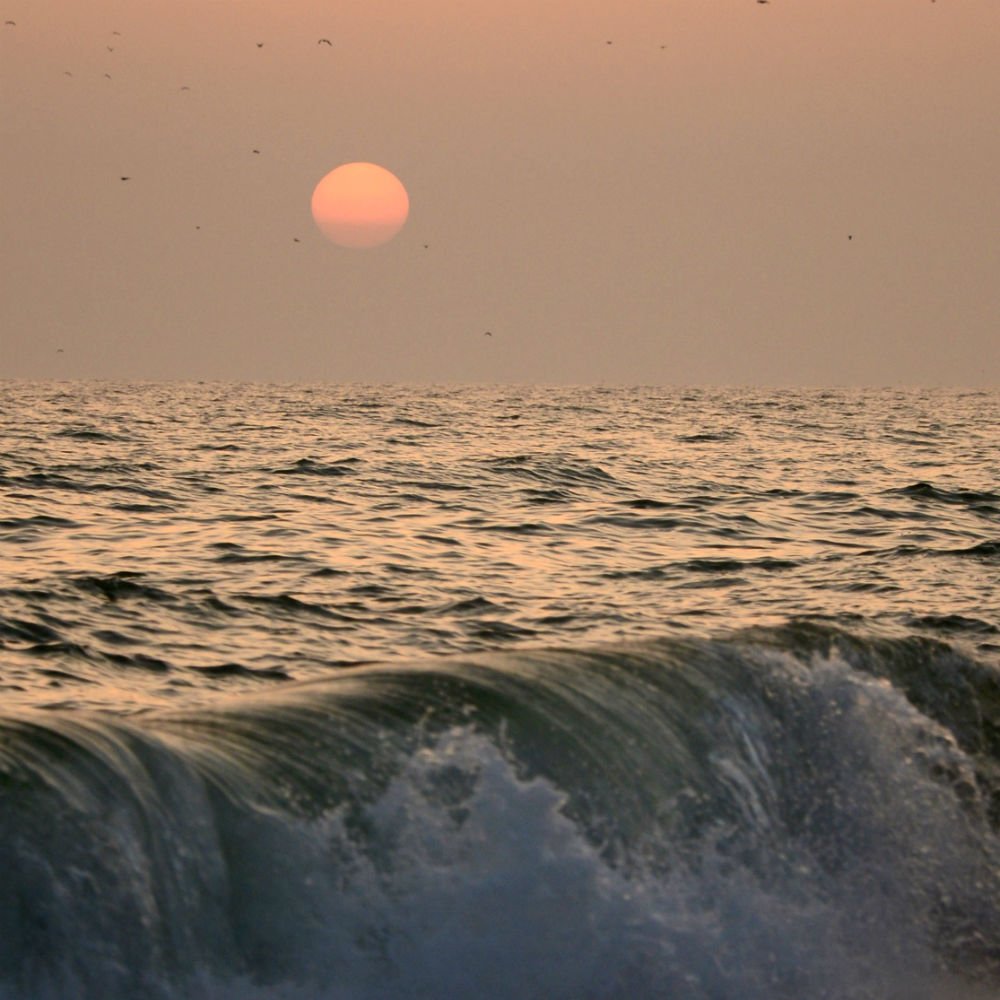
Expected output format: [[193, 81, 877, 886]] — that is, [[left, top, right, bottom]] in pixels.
[[1, 382, 999, 998]]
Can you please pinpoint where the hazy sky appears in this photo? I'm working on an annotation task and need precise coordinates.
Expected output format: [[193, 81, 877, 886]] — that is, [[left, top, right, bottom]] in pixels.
[[2, 1, 998, 384]]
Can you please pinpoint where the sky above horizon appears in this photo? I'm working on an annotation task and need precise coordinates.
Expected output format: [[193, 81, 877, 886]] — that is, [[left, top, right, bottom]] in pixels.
[[2, 1, 998, 385]]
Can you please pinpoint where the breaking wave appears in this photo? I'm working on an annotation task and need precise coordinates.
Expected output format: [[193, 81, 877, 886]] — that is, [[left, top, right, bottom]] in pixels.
[[2, 623, 999, 999]]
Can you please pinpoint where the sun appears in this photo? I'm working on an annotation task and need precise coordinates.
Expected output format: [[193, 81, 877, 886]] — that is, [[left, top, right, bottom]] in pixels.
[[310, 162, 409, 248]]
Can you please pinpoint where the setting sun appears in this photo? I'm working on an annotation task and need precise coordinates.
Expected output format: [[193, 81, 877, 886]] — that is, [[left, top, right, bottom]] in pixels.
[[310, 162, 409, 249]]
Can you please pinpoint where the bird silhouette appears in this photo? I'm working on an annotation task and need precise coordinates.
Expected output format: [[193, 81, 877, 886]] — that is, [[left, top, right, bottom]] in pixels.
[[484, 331, 493, 337], [180, 85, 191, 91], [4, 20, 15, 26], [318, 38, 332, 45], [252, 149, 260, 155], [256, 42, 264, 48], [120, 176, 130, 181]]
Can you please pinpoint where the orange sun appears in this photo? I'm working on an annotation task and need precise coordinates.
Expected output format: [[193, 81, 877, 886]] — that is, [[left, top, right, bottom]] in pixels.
[[310, 162, 409, 248]]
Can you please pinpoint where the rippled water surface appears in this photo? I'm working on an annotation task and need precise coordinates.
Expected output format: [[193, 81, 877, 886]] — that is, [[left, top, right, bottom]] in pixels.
[[1, 382, 998, 710]]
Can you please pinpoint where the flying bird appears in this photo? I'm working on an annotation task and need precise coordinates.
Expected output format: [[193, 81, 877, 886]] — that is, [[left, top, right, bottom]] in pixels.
[[180, 85, 191, 91], [120, 176, 130, 181], [4, 20, 15, 26], [256, 42, 264, 48], [484, 331, 493, 337], [318, 38, 332, 45]]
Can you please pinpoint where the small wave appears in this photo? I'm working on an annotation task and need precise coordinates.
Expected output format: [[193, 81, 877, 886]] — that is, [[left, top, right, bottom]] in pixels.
[[851, 504, 927, 521], [762, 487, 806, 498], [239, 593, 361, 622], [439, 596, 502, 615], [211, 543, 310, 564], [475, 521, 554, 535], [383, 562, 438, 576], [0, 617, 63, 644], [681, 556, 800, 573], [586, 514, 683, 530], [7, 471, 175, 500], [399, 480, 471, 492], [864, 543, 928, 559], [25, 640, 93, 659], [103, 652, 172, 672], [520, 488, 575, 505], [600, 566, 669, 580], [0, 514, 78, 530], [346, 582, 390, 595], [806, 490, 861, 502], [534, 612, 578, 626], [37, 668, 94, 686], [73, 573, 177, 604], [190, 662, 291, 680], [619, 497, 678, 510], [273, 457, 361, 476], [911, 614, 999, 635], [890, 482, 1000, 505], [677, 575, 747, 589], [391, 417, 440, 428], [483, 455, 617, 488], [110, 502, 177, 513], [414, 532, 462, 546], [675, 430, 741, 443], [465, 619, 538, 640], [177, 591, 244, 619], [943, 540, 1000, 559], [216, 512, 280, 523], [54, 427, 126, 442], [8, 471, 81, 491]]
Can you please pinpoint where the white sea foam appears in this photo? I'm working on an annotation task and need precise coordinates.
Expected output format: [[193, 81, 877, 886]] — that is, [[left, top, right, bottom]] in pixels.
[[4, 631, 1000, 998], [8, 722, 992, 1000]]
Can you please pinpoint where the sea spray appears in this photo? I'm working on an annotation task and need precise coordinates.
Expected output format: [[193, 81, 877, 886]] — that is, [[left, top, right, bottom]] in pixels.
[[2, 630, 999, 998]]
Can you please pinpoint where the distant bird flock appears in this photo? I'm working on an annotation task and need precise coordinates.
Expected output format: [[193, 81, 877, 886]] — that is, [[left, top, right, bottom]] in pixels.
[[3, 4, 875, 343], [1, 23, 348, 246]]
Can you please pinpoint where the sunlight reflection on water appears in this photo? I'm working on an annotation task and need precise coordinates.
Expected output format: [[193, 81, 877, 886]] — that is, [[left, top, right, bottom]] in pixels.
[[1, 382, 997, 710]]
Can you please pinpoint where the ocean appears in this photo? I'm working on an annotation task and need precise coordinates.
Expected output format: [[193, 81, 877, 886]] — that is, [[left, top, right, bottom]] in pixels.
[[1, 381, 998, 999]]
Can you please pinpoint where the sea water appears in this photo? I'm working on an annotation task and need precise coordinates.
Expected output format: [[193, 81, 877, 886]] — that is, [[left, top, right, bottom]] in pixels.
[[1, 382, 998, 998]]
